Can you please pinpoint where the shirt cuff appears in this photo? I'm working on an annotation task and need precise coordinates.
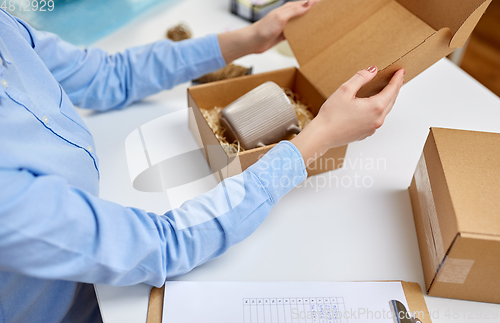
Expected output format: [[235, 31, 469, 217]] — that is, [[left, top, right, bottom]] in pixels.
[[247, 141, 307, 206], [175, 34, 227, 80]]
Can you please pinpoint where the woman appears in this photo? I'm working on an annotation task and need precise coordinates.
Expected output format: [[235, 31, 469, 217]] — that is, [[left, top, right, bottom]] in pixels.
[[0, 1, 404, 322]]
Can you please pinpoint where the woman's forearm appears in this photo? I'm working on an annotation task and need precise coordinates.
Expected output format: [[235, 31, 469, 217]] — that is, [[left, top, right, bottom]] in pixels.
[[217, 27, 258, 64]]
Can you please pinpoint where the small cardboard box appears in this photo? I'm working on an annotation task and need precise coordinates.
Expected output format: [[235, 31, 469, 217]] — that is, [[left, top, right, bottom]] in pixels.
[[189, 0, 491, 181], [409, 128, 500, 303], [188, 67, 347, 181]]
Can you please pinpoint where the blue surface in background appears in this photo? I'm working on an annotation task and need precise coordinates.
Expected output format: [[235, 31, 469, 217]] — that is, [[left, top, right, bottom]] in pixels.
[[8, 0, 174, 46]]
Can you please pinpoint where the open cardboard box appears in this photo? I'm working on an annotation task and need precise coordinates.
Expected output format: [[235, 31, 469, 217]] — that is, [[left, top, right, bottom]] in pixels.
[[188, 67, 347, 181], [189, 0, 491, 181], [409, 128, 500, 303]]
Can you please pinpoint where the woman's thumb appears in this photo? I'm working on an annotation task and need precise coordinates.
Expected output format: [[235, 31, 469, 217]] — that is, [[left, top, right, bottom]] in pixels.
[[342, 65, 378, 96]]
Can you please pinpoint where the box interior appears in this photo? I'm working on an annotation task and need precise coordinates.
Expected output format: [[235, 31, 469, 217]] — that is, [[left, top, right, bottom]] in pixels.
[[189, 67, 325, 156], [189, 67, 324, 114]]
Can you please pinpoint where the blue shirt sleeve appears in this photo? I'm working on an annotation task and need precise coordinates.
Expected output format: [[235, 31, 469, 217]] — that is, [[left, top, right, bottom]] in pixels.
[[14, 17, 227, 111], [0, 141, 307, 287]]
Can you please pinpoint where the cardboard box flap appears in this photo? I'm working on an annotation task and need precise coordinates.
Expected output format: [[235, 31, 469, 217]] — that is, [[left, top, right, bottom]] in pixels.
[[396, 0, 491, 48], [449, 0, 492, 48], [286, 0, 436, 98], [283, 0, 391, 67], [431, 128, 500, 237], [284, 0, 490, 98], [357, 28, 454, 98], [285, 0, 489, 55]]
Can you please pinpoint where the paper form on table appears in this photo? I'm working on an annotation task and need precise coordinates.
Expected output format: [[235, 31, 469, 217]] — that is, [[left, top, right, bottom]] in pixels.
[[162, 281, 411, 322]]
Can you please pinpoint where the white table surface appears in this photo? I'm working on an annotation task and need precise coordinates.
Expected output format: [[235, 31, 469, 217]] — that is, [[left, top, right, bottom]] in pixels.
[[81, 0, 500, 322]]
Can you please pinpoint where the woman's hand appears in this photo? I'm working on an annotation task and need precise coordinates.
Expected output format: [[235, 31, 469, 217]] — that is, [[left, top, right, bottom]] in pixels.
[[218, 0, 318, 63], [247, 0, 319, 53], [291, 66, 406, 166]]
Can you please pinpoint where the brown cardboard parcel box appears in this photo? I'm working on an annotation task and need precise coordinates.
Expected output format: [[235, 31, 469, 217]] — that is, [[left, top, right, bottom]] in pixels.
[[188, 0, 491, 181], [409, 128, 500, 303]]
